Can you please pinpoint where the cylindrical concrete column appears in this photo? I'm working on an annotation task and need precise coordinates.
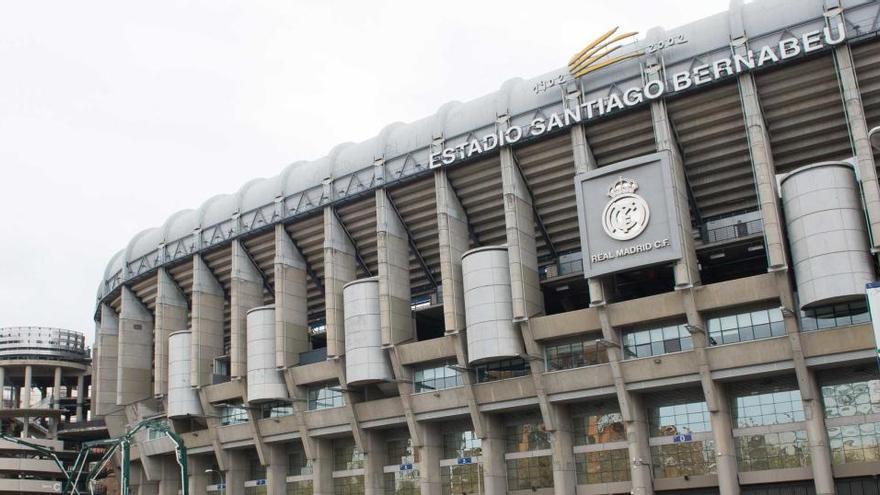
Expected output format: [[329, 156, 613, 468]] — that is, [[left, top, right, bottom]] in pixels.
[[246, 306, 288, 403], [22, 365, 32, 437], [53, 367, 62, 409], [168, 331, 203, 418], [780, 162, 875, 308], [461, 247, 523, 364], [342, 278, 392, 385], [76, 375, 85, 422], [0, 367, 5, 410]]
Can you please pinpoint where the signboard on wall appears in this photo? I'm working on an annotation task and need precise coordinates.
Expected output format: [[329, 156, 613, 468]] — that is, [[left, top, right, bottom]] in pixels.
[[575, 151, 683, 278]]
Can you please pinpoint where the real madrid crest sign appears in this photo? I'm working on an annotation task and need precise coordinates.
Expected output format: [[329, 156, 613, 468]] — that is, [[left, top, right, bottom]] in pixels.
[[602, 177, 650, 241], [574, 151, 683, 278]]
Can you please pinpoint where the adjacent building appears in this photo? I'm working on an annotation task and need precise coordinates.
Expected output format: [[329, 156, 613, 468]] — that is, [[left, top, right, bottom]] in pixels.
[[91, 1, 880, 494]]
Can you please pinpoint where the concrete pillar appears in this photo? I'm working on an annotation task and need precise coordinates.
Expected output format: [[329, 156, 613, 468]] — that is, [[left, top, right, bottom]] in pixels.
[[118, 285, 154, 405], [155, 268, 188, 397], [231, 240, 265, 378], [312, 438, 334, 495], [834, 39, 880, 249], [158, 457, 182, 495], [803, 368, 835, 495], [267, 444, 288, 495], [76, 375, 85, 421], [418, 422, 443, 495], [626, 393, 654, 495], [0, 367, 5, 410], [50, 366, 62, 438], [499, 144, 544, 319], [434, 167, 469, 333], [22, 365, 32, 438], [549, 405, 576, 495], [646, 61, 700, 287], [364, 430, 387, 495], [225, 450, 248, 495], [187, 455, 212, 495], [324, 206, 357, 358], [480, 415, 507, 495], [376, 189, 414, 346], [274, 224, 310, 368], [94, 303, 119, 417], [191, 254, 225, 387]]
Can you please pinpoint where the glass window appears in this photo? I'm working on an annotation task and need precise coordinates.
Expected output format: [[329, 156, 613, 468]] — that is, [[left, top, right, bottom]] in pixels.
[[261, 401, 293, 419], [333, 439, 364, 471], [801, 300, 870, 332], [505, 419, 550, 452], [707, 307, 785, 345], [574, 450, 631, 484], [651, 440, 717, 478], [308, 385, 344, 411], [333, 476, 364, 495], [383, 471, 420, 495], [572, 403, 626, 445], [828, 422, 880, 465], [440, 464, 482, 495], [473, 358, 528, 383], [289, 447, 312, 476], [246, 486, 267, 495], [250, 457, 267, 480], [731, 381, 805, 428], [821, 376, 880, 418], [505, 456, 554, 491], [545, 334, 608, 371], [735, 431, 810, 471], [220, 403, 249, 426], [386, 438, 418, 465], [648, 397, 711, 437], [622, 322, 691, 359], [413, 364, 463, 393], [287, 480, 313, 495], [442, 428, 482, 459]]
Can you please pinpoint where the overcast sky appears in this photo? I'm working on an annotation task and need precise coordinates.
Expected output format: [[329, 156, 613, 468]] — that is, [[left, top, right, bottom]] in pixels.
[[0, 1, 729, 344]]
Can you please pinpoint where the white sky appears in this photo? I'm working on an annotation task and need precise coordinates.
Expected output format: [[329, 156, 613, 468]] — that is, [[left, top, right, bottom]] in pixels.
[[0, 1, 729, 345]]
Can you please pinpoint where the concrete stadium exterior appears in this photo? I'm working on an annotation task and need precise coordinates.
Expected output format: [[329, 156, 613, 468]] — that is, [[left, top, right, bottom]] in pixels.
[[92, 1, 880, 494]]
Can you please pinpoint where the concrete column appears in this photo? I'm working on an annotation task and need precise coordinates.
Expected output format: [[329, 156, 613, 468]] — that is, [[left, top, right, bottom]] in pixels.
[[76, 375, 85, 421], [418, 422, 443, 495], [499, 145, 544, 319], [187, 455, 212, 495], [549, 405, 576, 495], [267, 444, 288, 495], [191, 254, 225, 387], [364, 430, 387, 495], [646, 62, 701, 287], [155, 268, 188, 397], [49, 366, 62, 438], [94, 303, 119, 417], [22, 365, 32, 438], [225, 450, 248, 495], [626, 393, 654, 495], [324, 206, 357, 358], [834, 40, 880, 249], [158, 457, 182, 495], [376, 189, 414, 346], [274, 224, 310, 368], [118, 285, 155, 405], [231, 240, 265, 378], [312, 438, 334, 495], [735, 62, 788, 269], [434, 167, 469, 333], [0, 366, 5, 411], [803, 368, 835, 495], [480, 415, 507, 495]]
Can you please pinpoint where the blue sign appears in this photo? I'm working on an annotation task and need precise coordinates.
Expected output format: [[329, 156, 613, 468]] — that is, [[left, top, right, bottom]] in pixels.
[[673, 432, 693, 443], [256, 479, 267, 486], [457, 457, 472, 465], [400, 463, 413, 471]]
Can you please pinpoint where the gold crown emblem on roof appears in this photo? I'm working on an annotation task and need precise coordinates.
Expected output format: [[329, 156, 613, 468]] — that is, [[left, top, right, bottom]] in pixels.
[[568, 27, 643, 79], [608, 176, 639, 198]]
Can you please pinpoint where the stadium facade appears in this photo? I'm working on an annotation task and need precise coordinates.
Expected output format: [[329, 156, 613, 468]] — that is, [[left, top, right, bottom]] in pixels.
[[92, 1, 880, 494], [0, 327, 99, 494]]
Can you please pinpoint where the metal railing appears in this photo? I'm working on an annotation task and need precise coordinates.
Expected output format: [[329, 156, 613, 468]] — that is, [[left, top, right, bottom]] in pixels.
[[701, 219, 763, 244]]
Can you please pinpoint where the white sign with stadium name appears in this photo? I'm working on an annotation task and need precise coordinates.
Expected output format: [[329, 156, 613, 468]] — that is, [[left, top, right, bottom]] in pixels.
[[429, 22, 846, 169]]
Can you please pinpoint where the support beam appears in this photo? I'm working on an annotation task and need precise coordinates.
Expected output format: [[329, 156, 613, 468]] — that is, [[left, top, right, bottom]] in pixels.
[[118, 286, 154, 406], [266, 443, 288, 495], [155, 268, 188, 398], [509, 149, 559, 263], [417, 422, 442, 495], [312, 438, 334, 495], [191, 254, 225, 388], [274, 224, 311, 368], [196, 388, 229, 472], [332, 207, 371, 277], [76, 375, 86, 422], [324, 206, 358, 358], [376, 189, 416, 346], [281, 368, 315, 463], [384, 191, 438, 291], [231, 240, 266, 378], [282, 226, 324, 293], [363, 430, 386, 495]]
